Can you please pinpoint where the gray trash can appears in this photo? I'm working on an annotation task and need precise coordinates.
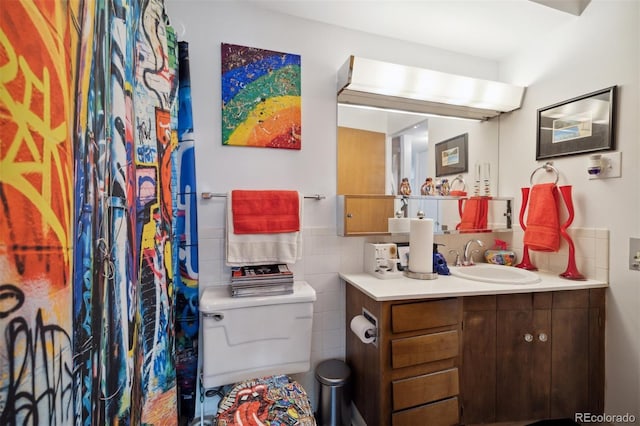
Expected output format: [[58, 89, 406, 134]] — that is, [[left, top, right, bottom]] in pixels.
[[315, 359, 351, 426]]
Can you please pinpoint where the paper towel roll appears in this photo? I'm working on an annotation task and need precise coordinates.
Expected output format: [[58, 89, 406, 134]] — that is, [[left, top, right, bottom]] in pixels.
[[409, 218, 434, 273], [388, 217, 410, 234], [350, 315, 376, 344]]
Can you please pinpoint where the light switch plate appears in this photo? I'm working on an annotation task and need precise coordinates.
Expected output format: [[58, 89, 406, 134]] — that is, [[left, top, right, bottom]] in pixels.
[[630, 237, 640, 271], [589, 151, 622, 179]]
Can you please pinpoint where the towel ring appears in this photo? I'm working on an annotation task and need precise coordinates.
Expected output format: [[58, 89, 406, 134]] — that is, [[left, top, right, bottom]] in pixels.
[[450, 175, 466, 191], [529, 162, 559, 185]]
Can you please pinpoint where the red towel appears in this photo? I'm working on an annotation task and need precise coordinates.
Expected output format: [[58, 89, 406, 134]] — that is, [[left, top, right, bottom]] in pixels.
[[523, 183, 560, 252], [456, 197, 489, 231], [232, 190, 300, 234]]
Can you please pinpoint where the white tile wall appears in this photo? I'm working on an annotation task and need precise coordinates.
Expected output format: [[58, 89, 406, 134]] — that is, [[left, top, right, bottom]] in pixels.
[[511, 227, 610, 282]]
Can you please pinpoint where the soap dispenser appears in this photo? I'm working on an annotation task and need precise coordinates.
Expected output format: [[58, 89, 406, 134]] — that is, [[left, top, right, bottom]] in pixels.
[[433, 243, 451, 275]]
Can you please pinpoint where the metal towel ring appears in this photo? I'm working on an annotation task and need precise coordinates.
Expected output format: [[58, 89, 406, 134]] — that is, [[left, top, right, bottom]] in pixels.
[[450, 175, 466, 191], [529, 162, 559, 185]]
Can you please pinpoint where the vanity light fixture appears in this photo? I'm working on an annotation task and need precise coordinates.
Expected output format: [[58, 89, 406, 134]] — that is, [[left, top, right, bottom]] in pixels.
[[337, 56, 526, 121]]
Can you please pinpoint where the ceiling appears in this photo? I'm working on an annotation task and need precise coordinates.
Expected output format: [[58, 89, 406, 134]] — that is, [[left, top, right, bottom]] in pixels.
[[243, 0, 589, 61]]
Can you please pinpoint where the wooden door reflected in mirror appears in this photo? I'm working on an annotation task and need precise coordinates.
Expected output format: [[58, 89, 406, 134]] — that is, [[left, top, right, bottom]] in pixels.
[[337, 127, 386, 195]]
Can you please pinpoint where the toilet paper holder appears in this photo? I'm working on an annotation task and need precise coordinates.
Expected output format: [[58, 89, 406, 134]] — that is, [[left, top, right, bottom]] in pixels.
[[362, 308, 378, 346]]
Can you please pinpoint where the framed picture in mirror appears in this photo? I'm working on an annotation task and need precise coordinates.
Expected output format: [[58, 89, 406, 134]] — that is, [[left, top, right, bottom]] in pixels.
[[536, 86, 616, 160], [435, 133, 468, 177]]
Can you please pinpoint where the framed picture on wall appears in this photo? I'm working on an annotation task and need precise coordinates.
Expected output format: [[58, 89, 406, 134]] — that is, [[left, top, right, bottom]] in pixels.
[[536, 86, 616, 160], [435, 133, 468, 177], [221, 43, 302, 150]]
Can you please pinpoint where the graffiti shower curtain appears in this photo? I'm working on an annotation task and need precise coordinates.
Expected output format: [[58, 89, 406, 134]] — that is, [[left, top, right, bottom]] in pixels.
[[175, 41, 200, 423], [1, 0, 180, 424]]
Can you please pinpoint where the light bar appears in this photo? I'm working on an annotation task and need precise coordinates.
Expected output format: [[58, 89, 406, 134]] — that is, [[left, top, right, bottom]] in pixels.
[[337, 56, 526, 121]]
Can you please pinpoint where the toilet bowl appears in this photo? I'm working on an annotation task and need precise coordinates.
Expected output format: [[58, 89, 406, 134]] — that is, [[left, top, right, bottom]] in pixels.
[[199, 281, 317, 423]]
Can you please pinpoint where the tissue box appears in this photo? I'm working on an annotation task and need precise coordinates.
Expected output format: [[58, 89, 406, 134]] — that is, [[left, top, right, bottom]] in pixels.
[[484, 250, 517, 266]]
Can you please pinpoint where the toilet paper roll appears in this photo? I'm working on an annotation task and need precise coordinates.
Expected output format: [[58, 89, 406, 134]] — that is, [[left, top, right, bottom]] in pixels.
[[350, 315, 376, 344], [388, 217, 410, 234], [409, 217, 434, 273]]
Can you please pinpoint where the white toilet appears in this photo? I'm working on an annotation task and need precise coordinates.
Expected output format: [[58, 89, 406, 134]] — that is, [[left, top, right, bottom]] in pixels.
[[200, 281, 316, 389]]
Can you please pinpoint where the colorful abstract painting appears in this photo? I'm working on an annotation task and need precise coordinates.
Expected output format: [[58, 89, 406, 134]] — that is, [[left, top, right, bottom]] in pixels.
[[221, 43, 302, 149]]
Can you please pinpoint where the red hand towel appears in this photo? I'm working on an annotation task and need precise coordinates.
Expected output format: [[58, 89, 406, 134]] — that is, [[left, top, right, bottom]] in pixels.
[[232, 190, 300, 234], [523, 183, 560, 252], [456, 197, 489, 231]]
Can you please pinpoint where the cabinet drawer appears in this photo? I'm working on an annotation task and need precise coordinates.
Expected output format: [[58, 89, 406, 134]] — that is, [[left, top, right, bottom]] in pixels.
[[392, 368, 459, 411], [392, 396, 459, 426], [392, 330, 459, 369], [392, 299, 459, 333]]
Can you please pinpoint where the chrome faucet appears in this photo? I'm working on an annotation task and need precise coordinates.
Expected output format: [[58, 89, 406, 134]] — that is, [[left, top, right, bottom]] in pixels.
[[462, 239, 484, 266]]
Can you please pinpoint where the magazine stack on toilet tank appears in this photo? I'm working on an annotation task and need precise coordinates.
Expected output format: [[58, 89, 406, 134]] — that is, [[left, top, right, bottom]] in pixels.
[[229, 264, 294, 297]]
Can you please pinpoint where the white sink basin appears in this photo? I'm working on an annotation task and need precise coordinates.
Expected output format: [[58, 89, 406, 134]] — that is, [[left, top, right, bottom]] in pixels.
[[449, 263, 541, 285]]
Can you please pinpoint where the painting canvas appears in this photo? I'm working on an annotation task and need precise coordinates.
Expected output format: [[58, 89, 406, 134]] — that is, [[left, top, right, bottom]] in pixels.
[[221, 43, 302, 149]]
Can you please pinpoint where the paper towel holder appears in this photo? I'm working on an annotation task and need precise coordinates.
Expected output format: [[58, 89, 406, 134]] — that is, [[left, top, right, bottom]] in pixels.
[[404, 211, 439, 280], [362, 308, 378, 347], [404, 270, 439, 280]]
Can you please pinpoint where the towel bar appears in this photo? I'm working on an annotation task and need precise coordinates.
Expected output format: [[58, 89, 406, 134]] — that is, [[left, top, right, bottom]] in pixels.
[[529, 162, 559, 185], [201, 192, 325, 200]]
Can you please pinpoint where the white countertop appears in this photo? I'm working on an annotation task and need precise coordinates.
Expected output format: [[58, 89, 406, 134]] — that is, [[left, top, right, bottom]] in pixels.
[[339, 268, 608, 301]]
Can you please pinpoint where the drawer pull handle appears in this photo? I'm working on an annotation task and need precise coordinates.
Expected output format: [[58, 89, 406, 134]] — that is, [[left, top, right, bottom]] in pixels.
[[538, 332, 548, 342], [524, 333, 534, 343], [203, 312, 224, 321]]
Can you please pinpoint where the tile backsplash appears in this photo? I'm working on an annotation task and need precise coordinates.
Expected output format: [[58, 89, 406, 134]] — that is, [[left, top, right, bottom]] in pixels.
[[510, 227, 610, 282]]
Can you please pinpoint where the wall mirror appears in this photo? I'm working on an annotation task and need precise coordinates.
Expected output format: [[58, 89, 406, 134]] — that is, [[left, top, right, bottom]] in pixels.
[[337, 104, 512, 236]]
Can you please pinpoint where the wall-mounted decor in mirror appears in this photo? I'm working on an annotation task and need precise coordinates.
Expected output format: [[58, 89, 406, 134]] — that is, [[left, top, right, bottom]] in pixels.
[[435, 133, 468, 177], [536, 86, 616, 160]]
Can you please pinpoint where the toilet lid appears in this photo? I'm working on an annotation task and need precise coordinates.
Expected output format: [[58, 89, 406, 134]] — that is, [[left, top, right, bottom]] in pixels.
[[200, 281, 316, 312], [216, 375, 314, 426]]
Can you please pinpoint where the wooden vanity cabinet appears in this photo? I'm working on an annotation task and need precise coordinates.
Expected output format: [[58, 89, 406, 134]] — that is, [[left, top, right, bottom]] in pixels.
[[460, 289, 606, 424], [346, 285, 605, 426], [346, 285, 461, 426]]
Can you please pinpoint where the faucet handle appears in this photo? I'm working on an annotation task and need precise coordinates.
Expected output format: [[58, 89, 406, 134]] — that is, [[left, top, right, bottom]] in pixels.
[[448, 249, 462, 267]]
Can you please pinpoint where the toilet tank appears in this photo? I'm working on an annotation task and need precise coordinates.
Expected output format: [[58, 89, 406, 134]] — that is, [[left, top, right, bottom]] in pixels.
[[200, 281, 316, 389]]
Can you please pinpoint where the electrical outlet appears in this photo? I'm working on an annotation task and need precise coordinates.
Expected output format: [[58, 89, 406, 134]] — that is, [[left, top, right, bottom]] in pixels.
[[589, 151, 622, 179], [630, 237, 640, 271]]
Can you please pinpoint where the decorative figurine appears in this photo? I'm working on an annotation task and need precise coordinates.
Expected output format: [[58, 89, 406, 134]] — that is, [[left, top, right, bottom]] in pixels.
[[399, 177, 412, 196], [440, 178, 450, 196], [420, 177, 434, 195]]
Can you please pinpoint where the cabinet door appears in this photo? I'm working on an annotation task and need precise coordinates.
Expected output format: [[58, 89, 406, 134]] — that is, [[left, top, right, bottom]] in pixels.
[[343, 195, 394, 235], [461, 299, 496, 424], [496, 295, 551, 422], [549, 291, 591, 417], [463, 290, 605, 424]]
